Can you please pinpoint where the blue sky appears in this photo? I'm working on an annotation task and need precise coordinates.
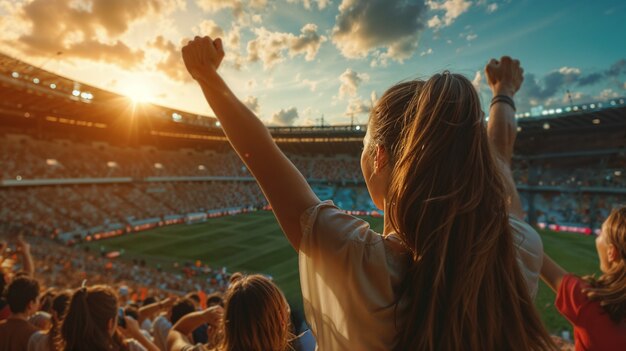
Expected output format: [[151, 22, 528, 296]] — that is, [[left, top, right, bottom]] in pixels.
[[0, 0, 624, 125]]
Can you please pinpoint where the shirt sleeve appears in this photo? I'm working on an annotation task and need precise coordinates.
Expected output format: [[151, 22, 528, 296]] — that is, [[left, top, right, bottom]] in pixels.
[[555, 274, 589, 323], [299, 200, 379, 257]]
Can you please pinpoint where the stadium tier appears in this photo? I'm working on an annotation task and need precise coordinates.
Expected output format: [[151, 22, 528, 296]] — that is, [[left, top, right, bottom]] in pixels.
[[1, 52, 625, 241]]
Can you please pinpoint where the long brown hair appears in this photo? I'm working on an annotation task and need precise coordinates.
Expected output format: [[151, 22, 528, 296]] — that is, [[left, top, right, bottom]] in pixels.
[[48, 290, 71, 351], [219, 274, 292, 351], [60, 285, 128, 351], [583, 207, 626, 323], [370, 72, 555, 350]]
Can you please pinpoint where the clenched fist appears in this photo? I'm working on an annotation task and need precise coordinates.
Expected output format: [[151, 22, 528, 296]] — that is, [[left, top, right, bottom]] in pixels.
[[182, 36, 225, 82], [485, 56, 524, 97]]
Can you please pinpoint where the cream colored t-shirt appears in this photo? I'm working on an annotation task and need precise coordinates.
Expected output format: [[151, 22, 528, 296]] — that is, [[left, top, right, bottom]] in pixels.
[[299, 201, 543, 351]]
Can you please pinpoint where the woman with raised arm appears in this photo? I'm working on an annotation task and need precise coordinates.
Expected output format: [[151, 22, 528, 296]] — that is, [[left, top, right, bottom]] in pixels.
[[541, 207, 626, 350], [182, 37, 555, 350]]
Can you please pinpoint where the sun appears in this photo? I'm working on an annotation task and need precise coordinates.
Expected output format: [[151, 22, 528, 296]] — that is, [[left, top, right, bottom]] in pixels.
[[118, 77, 156, 104]]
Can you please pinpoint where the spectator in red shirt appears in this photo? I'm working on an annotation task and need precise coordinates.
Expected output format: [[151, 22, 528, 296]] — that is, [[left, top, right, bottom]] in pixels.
[[541, 207, 626, 350]]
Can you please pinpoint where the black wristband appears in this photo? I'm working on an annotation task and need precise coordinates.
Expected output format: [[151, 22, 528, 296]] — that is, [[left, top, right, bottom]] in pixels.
[[490, 95, 516, 111]]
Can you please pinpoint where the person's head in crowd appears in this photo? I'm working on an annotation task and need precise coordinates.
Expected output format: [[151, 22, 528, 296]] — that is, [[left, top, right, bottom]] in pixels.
[[185, 293, 201, 310], [206, 292, 223, 308], [142, 296, 158, 307], [39, 288, 57, 314], [228, 272, 243, 287], [583, 206, 626, 322], [170, 298, 196, 325], [117, 285, 129, 305], [123, 306, 139, 321], [47, 290, 71, 350], [363, 74, 554, 350], [60, 284, 126, 351], [28, 311, 52, 330], [7, 275, 40, 316], [219, 274, 292, 351]]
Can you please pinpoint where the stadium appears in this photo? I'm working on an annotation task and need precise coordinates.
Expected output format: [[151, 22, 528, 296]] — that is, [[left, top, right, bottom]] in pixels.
[[2, 49, 625, 338], [0, 1, 625, 349]]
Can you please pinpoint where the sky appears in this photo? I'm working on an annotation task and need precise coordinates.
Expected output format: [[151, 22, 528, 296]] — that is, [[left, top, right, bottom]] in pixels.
[[0, 0, 625, 126]]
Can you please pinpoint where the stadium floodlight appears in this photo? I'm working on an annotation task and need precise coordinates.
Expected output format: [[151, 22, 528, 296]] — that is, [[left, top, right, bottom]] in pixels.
[[590, 103, 596, 109], [620, 99, 625, 104], [616, 171, 622, 177], [524, 112, 530, 117], [172, 112, 183, 122], [33, 78, 40, 84], [16, 175, 22, 181], [198, 165, 206, 171], [107, 161, 118, 168], [582, 105, 588, 110], [154, 163, 164, 169], [592, 118, 601, 125], [50, 83, 56, 89], [517, 126, 522, 132], [548, 109, 555, 115], [610, 100, 617, 106], [541, 110, 549, 116], [46, 159, 59, 166], [72, 89, 80, 97], [543, 123, 550, 130], [555, 108, 562, 114], [573, 106, 579, 111], [355, 125, 361, 131], [565, 107, 572, 112], [11, 72, 19, 78], [215, 121, 221, 127]]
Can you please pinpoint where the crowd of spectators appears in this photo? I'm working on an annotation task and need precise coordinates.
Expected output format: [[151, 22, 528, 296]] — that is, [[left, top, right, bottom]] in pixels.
[[0, 236, 315, 351], [0, 135, 362, 181], [0, 133, 624, 237]]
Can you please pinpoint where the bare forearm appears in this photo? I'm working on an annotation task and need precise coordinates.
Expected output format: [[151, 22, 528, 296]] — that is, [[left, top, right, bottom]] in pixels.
[[487, 96, 517, 163], [540, 253, 567, 293], [133, 332, 160, 351], [194, 72, 318, 249], [21, 250, 34, 277], [197, 73, 275, 162], [172, 310, 206, 336]]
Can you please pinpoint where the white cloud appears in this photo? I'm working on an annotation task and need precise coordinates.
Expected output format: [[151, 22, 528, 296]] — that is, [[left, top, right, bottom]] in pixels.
[[287, 0, 331, 10], [194, 20, 224, 38], [487, 3, 498, 13], [596, 89, 619, 100], [243, 95, 260, 114], [270, 107, 299, 126], [195, 0, 243, 17], [247, 24, 327, 69], [332, 0, 427, 62], [427, 0, 472, 29], [345, 97, 372, 118], [472, 70, 482, 91], [302, 79, 319, 92], [466, 33, 477, 41], [339, 69, 369, 99], [420, 48, 433, 56]]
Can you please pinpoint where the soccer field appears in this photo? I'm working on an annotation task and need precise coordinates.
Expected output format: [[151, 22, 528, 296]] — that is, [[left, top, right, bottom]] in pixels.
[[88, 210, 600, 334]]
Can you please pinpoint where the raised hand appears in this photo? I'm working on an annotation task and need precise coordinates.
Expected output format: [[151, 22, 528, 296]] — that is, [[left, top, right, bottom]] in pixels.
[[485, 56, 524, 97], [202, 305, 224, 327], [182, 36, 225, 82]]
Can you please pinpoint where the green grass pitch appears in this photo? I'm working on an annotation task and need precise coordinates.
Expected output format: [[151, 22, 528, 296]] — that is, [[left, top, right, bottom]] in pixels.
[[88, 210, 600, 334]]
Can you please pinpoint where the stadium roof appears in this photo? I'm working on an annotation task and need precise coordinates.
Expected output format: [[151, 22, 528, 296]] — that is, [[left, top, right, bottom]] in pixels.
[[1, 51, 625, 155]]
